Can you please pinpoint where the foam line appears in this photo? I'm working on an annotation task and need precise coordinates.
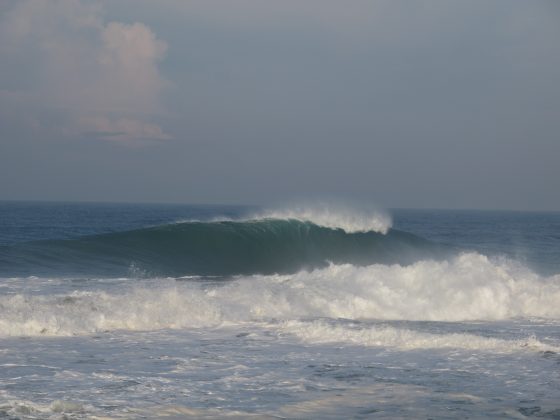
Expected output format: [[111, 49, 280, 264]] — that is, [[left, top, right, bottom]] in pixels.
[[281, 320, 560, 352], [1, 253, 559, 337]]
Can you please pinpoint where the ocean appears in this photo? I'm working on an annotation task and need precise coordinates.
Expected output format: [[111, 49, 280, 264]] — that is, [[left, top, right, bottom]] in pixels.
[[0, 201, 559, 419]]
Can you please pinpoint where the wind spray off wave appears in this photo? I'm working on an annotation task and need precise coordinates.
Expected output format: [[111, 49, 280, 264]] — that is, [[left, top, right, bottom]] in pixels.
[[251, 203, 392, 234]]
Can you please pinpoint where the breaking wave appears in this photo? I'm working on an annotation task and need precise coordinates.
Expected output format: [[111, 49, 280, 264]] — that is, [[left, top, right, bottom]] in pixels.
[[2, 253, 559, 338], [251, 204, 392, 234]]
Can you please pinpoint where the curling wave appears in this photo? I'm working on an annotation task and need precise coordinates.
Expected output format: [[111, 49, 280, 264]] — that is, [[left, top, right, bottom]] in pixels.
[[0, 218, 442, 277]]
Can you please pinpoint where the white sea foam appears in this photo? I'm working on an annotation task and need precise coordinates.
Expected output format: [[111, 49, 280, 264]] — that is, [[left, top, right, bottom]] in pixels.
[[251, 203, 392, 234], [0, 286, 223, 337], [0, 397, 91, 419], [281, 320, 560, 352], [1, 253, 559, 337]]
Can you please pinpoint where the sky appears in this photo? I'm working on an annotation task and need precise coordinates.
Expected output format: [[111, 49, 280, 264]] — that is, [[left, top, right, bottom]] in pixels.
[[0, 0, 559, 210]]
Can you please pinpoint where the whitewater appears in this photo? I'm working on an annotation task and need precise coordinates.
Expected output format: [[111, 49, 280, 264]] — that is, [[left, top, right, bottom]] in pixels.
[[1, 202, 559, 418]]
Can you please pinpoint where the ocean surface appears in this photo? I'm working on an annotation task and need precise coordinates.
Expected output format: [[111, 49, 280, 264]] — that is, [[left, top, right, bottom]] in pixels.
[[1, 201, 559, 419]]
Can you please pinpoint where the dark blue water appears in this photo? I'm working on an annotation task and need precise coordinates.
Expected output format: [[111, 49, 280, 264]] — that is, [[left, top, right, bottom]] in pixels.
[[0, 201, 251, 245], [393, 208, 560, 276]]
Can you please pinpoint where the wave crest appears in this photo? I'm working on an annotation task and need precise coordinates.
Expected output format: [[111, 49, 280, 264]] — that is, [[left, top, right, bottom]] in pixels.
[[252, 203, 392, 234]]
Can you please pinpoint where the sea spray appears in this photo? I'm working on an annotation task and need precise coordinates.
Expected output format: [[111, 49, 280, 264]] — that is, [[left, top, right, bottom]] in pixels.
[[252, 203, 392, 234]]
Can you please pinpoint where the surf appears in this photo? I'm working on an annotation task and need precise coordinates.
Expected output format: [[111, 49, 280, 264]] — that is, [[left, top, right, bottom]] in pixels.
[[2, 253, 560, 337]]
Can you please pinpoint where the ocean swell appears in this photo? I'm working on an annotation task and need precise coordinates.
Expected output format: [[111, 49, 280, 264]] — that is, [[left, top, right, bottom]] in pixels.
[[0, 218, 440, 277]]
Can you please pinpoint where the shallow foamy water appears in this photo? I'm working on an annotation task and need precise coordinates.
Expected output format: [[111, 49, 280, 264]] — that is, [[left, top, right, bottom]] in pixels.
[[2, 317, 560, 418]]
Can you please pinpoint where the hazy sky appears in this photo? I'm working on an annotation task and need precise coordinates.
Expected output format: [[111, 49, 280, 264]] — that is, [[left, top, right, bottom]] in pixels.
[[1, 0, 559, 210]]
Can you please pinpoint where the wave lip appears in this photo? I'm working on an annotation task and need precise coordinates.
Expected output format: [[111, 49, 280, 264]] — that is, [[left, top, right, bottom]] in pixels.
[[251, 203, 392, 234]]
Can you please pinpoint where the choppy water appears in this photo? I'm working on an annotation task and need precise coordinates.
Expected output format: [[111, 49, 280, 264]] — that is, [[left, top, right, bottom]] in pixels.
[[1, 202, 559, 419]]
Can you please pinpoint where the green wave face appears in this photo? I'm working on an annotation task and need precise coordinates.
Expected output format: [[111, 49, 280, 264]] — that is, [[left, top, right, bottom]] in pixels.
[[0, 219, 447, 277]]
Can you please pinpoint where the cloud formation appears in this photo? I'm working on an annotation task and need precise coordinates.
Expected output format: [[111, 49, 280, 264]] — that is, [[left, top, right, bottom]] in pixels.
[[1, 0, 559, 208], [0, 0, 170, 142]]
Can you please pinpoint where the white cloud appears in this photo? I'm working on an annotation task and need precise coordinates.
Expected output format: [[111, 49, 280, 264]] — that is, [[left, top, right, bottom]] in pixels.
[[0, 0, 170, 143]]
